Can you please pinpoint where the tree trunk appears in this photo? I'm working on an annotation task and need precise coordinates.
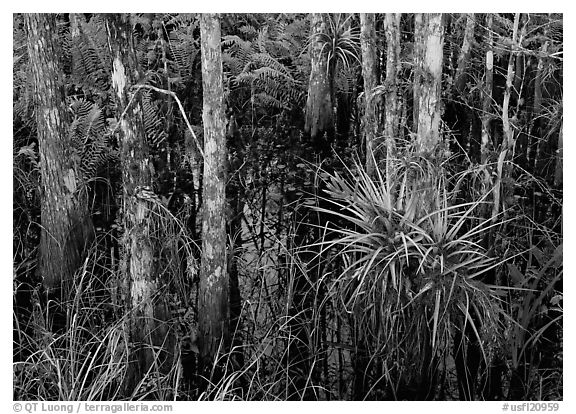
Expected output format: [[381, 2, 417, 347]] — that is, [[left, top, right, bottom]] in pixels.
[[25, 13, 93, 294], [198, 13, 230, 380], [529, 16, 550, 171], [501, 14, 521, 151], [383, 13, 402, 155], [492, 13, 520, 222], [305, 13, 334, 150], [416, 13, 444, 153], [413, 13, 424, 129], [106, 13, 173, 393], [455, 14, 475, 94], [481, 14, 494, 164], [360, 13, 382, 176]]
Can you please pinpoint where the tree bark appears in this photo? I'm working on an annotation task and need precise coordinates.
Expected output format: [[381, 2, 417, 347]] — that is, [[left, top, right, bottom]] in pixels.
[[360, 13, 382, 176], [383, 13, 402, 156], [198, 13, 230, 378], [481, 14, 494, 164], [502, 13, 521, 151], [106, 13, 173, 392], [25, 13, 93, 293], [455, 14, 475, 94], [305, 13, 334, 149], [413, 13, 424, 129], [416, 13, 444, 153]]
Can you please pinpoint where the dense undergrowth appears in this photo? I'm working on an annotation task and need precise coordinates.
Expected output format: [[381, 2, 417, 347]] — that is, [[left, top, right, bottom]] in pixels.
[[13, 147, 562, 400], [13, 13, 562, 401]]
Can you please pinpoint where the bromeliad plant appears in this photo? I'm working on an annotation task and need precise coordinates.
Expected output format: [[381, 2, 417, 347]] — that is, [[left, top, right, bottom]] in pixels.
[[311, 152, 510, 398]]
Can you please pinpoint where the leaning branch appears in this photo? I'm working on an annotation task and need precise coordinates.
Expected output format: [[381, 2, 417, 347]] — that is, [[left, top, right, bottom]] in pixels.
[[110, 83, 204, 158]]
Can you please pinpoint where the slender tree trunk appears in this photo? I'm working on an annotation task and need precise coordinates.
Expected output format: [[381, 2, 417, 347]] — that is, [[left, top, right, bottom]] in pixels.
[[416, 13, 444, 153], [455, 14, 475, 94], [360, 13, 381, 176], [501, 14, 521, 151], [106, 13, 173, 393], [25, 13, 93, 294], [383, 13, 402, 154], [198, 13, 230, 380], [529, 16, 550, 171], [513, 16, 526, 103], [492, 13, 520, 222], [481, 14, 494, 164], [305, 13, 334, 150]]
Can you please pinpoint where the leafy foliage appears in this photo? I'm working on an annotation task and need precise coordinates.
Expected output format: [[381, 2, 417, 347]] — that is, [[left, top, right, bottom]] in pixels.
[[13, 12, 562, 401], [223, 16, 307, 111]]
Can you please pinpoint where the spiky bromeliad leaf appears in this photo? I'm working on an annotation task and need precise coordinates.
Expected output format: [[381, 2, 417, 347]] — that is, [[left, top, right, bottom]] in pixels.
[[308, 153, 507, 377]]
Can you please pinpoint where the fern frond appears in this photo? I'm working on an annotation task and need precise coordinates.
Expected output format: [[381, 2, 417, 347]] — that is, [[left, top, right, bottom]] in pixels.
[[68, 99, 117, 182], [141, 90, 168, 148]]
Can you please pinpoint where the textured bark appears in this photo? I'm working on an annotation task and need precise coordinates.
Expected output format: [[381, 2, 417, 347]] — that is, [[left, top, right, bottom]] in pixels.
[[383, 13, 402, 153], [25, 13, 93, 293], [359, 13, 382, 176], [305, 13, 334, 145], [481, 14, 494, 164], [198, 13, 230, 375], [416, 13, 444, 153], [106, 13, 173, 391], [455, 14, 475, 94], [413, 13, 424, 129]]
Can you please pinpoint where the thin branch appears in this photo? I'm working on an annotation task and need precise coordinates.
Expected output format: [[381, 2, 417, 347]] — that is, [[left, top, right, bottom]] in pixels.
[[109, 83, 204, 159], [132, 84, 204, 158]]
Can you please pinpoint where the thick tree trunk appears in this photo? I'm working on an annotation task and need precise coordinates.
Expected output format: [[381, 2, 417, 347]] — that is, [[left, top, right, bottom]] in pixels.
[[305, 13, 334, 149], [416, 13, 444, 153], [360, 13, 382, 176], [383, 13, 402, 155], [106, 13, 173, 392], [455, 14, 475, 94], [198, 13, 230, 379], [25, 13, 93, 293], [413, 13, 424, 129]]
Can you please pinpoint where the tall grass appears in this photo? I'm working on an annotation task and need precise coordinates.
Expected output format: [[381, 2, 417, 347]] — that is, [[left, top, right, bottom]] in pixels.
[[13, 150, 562, 401]]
